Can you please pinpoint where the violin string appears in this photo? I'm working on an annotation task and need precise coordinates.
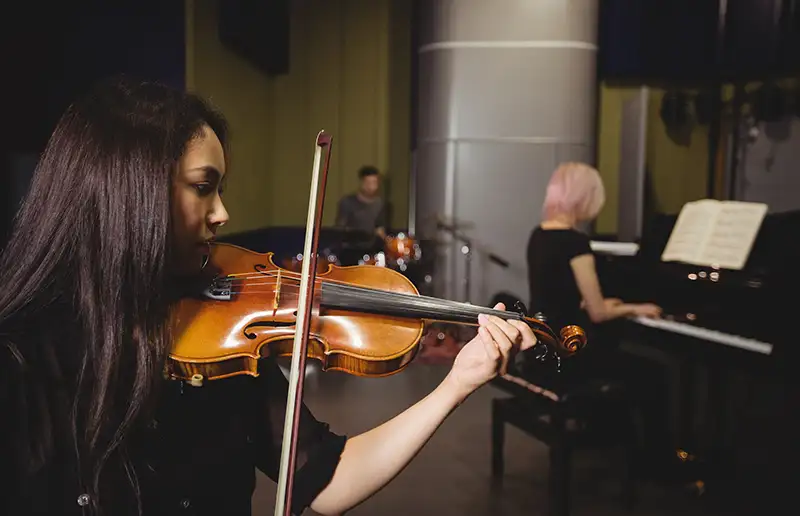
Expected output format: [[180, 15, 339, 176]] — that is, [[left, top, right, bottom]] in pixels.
[[223, 275, 502, 315], [221, 272, 514, 320], [213, 277, 521, 323], [219, 266, 407, 285], [221, 272, 513, 323], [200, 259, 541, 327], [197, 270, 558, 342], [189, 289, 557, 344], [223, 271, 490, 314]]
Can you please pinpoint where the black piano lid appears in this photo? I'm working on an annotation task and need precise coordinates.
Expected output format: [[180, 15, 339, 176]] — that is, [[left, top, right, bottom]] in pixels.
[[595, 209, 800, 356], [636, 209, 800, 290]]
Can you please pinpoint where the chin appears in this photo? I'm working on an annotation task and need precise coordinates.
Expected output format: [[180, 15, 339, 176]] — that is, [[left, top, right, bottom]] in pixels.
[[170, 251, 207, 277]]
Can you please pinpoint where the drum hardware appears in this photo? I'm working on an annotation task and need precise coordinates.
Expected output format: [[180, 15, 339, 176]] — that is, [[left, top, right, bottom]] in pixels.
[[435, 221, 511, 303], [282, 250, 339, 274], [435, 220, 477, 302], [384, 232, 422, 270], [358, 251, 386, 267]]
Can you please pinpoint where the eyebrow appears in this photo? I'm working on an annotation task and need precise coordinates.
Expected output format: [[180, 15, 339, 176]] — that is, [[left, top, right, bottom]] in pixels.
[[187, 165, 224, 181]]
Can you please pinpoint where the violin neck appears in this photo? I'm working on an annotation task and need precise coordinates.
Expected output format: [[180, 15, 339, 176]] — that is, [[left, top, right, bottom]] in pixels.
[[320, 282, 523, 326]]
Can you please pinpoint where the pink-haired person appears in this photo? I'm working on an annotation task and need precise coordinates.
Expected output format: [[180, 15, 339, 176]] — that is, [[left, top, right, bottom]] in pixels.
[[526, 162, 661, 334]]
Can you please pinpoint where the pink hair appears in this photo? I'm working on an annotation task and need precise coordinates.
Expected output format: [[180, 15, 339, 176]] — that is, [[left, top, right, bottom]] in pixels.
[[542, 162, 605, 221]]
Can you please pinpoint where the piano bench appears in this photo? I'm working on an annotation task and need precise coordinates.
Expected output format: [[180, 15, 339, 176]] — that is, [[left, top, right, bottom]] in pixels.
[[491, 385, 637, 516]]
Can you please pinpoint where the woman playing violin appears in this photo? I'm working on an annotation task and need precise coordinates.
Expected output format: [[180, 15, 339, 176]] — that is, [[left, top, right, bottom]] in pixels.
[[0, 76, 538, 516]]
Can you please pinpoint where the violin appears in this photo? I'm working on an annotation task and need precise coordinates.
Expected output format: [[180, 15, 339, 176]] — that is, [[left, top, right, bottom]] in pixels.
[[166, 241, 588, 384], [166, 131, 587, 515]]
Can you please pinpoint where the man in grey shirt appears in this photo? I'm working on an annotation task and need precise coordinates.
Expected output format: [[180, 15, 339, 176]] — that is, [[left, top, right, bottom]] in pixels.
[[335, 165, 387, 239], [334, 166, 388, 265]]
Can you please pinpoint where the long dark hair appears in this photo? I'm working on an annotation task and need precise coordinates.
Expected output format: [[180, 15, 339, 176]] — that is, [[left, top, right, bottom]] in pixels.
[[0, 76, 228, 514]]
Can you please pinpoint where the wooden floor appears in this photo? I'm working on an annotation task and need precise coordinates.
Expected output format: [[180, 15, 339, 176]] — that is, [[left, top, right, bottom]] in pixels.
[[252, 362, 726, 516]]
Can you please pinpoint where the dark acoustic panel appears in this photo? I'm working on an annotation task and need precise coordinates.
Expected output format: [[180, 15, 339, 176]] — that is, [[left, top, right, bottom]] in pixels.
[[598, 0, 800, 82], [218, 0, 290, 76]]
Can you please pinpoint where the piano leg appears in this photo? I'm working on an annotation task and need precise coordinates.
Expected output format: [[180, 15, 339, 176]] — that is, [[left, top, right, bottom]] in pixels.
[[618, 327, 721, 492], [677, 355, 696, 450], [671, 357, 726, 498], [660, 341, 792, 512]]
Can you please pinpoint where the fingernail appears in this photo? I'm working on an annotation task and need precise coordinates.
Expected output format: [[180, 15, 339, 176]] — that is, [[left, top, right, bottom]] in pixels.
[[478, 313, 487, 324]]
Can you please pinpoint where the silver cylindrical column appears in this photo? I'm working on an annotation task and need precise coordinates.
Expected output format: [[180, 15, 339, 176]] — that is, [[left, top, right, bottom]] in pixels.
[[415, 0, 599, 305]]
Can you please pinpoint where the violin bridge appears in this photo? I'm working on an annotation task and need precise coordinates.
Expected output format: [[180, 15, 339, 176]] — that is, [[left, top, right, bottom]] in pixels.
[[274, 269, 281, 310]]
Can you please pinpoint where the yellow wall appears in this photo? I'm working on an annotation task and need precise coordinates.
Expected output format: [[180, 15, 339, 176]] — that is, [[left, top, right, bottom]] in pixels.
[[596, 77, 800, 235], [185, 0, 411, 235], [595, 84, 710, 234]]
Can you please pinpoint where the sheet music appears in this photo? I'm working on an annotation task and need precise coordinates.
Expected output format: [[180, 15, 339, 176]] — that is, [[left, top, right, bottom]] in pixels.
[[660, 200, 719, 263], [697, 202, 768, 270], [660, 200, 767, 270]]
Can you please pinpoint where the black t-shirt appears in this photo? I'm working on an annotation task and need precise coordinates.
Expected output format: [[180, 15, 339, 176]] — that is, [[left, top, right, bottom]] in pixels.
[[526, 226, 593, 334], [1, 354, 346, 516]]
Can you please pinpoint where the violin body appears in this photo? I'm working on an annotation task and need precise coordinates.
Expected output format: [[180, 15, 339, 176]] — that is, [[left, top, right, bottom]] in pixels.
[[166, 242, 587, 384], [168, 242, 425, 382]]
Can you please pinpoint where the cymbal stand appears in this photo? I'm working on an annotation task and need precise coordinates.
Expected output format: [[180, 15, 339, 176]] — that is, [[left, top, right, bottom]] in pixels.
[[437, 221, 509, 303], [430, 220, 512, 345], [460, 237, 473, 303], [436, 221, 473, 302]]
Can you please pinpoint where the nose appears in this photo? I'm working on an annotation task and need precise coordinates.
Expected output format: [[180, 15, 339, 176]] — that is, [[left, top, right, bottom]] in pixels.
[[208, 195, 230, 232]]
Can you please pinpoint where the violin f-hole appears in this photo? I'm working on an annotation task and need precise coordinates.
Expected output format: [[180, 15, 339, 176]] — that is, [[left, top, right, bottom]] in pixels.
[[243, 321, 296, 339]]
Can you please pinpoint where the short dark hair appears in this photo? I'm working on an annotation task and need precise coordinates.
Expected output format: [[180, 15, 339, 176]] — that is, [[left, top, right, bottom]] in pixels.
[[358, 165, 379, 179]]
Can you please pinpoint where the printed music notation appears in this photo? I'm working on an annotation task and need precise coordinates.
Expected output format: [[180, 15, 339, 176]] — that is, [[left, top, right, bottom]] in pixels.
[[661, 200, 768, 270]]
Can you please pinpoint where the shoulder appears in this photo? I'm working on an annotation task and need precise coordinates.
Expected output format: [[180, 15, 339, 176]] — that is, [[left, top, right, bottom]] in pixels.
[[528, 227, 589, 246], [527, 226, 544, 245], [564, 228, 591, 245], [563, 229, 592, 257], [529, 228, 591, 258]]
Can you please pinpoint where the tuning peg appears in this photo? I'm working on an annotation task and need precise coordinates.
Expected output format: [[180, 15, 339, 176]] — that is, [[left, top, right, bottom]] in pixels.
[[513, 300, 528, 316], [533, 312, 547, 322], [530, 342, 550, 363]]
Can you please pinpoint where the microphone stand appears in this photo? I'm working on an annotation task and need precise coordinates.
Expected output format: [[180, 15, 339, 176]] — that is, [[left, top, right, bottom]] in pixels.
[[436, 221, 509, 303], [423, 219, 512, 347]]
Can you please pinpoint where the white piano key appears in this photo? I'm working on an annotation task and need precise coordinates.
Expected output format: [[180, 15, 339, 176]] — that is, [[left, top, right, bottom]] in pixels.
[[590, 241, 640, 256], [631, 316, 774, 355]]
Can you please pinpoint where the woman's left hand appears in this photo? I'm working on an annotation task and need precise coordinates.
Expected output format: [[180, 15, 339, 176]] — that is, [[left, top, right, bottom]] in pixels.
[[446, 303, 538, 398]]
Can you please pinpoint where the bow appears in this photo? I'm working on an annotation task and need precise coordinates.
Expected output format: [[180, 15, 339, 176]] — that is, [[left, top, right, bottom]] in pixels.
[[273, 130, 334, 516]]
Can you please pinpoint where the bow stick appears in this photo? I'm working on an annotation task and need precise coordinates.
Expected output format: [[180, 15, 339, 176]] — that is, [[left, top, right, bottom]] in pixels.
[[274, 130, 334, 516]]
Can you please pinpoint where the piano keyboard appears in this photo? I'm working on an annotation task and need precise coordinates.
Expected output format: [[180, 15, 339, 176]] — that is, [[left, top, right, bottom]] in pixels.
[[590, 240, 639, 256], [631, 316, 774, 355]]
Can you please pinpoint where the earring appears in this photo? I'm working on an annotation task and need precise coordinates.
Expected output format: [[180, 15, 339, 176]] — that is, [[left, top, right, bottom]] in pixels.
[[201, 241, 211, 270]]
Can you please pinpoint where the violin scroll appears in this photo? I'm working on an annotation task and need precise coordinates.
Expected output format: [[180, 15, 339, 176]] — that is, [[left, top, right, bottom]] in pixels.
[[516, 314, 587, 364], [560, 325, 588, 354]]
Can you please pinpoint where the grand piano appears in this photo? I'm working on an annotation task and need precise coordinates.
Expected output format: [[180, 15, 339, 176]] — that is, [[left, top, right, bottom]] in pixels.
[[595, 209, 800, 366], [594, 209, 800, 510]]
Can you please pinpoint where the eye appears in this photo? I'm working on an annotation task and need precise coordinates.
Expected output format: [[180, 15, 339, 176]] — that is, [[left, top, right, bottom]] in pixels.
[[193, 183, 213, 196]]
